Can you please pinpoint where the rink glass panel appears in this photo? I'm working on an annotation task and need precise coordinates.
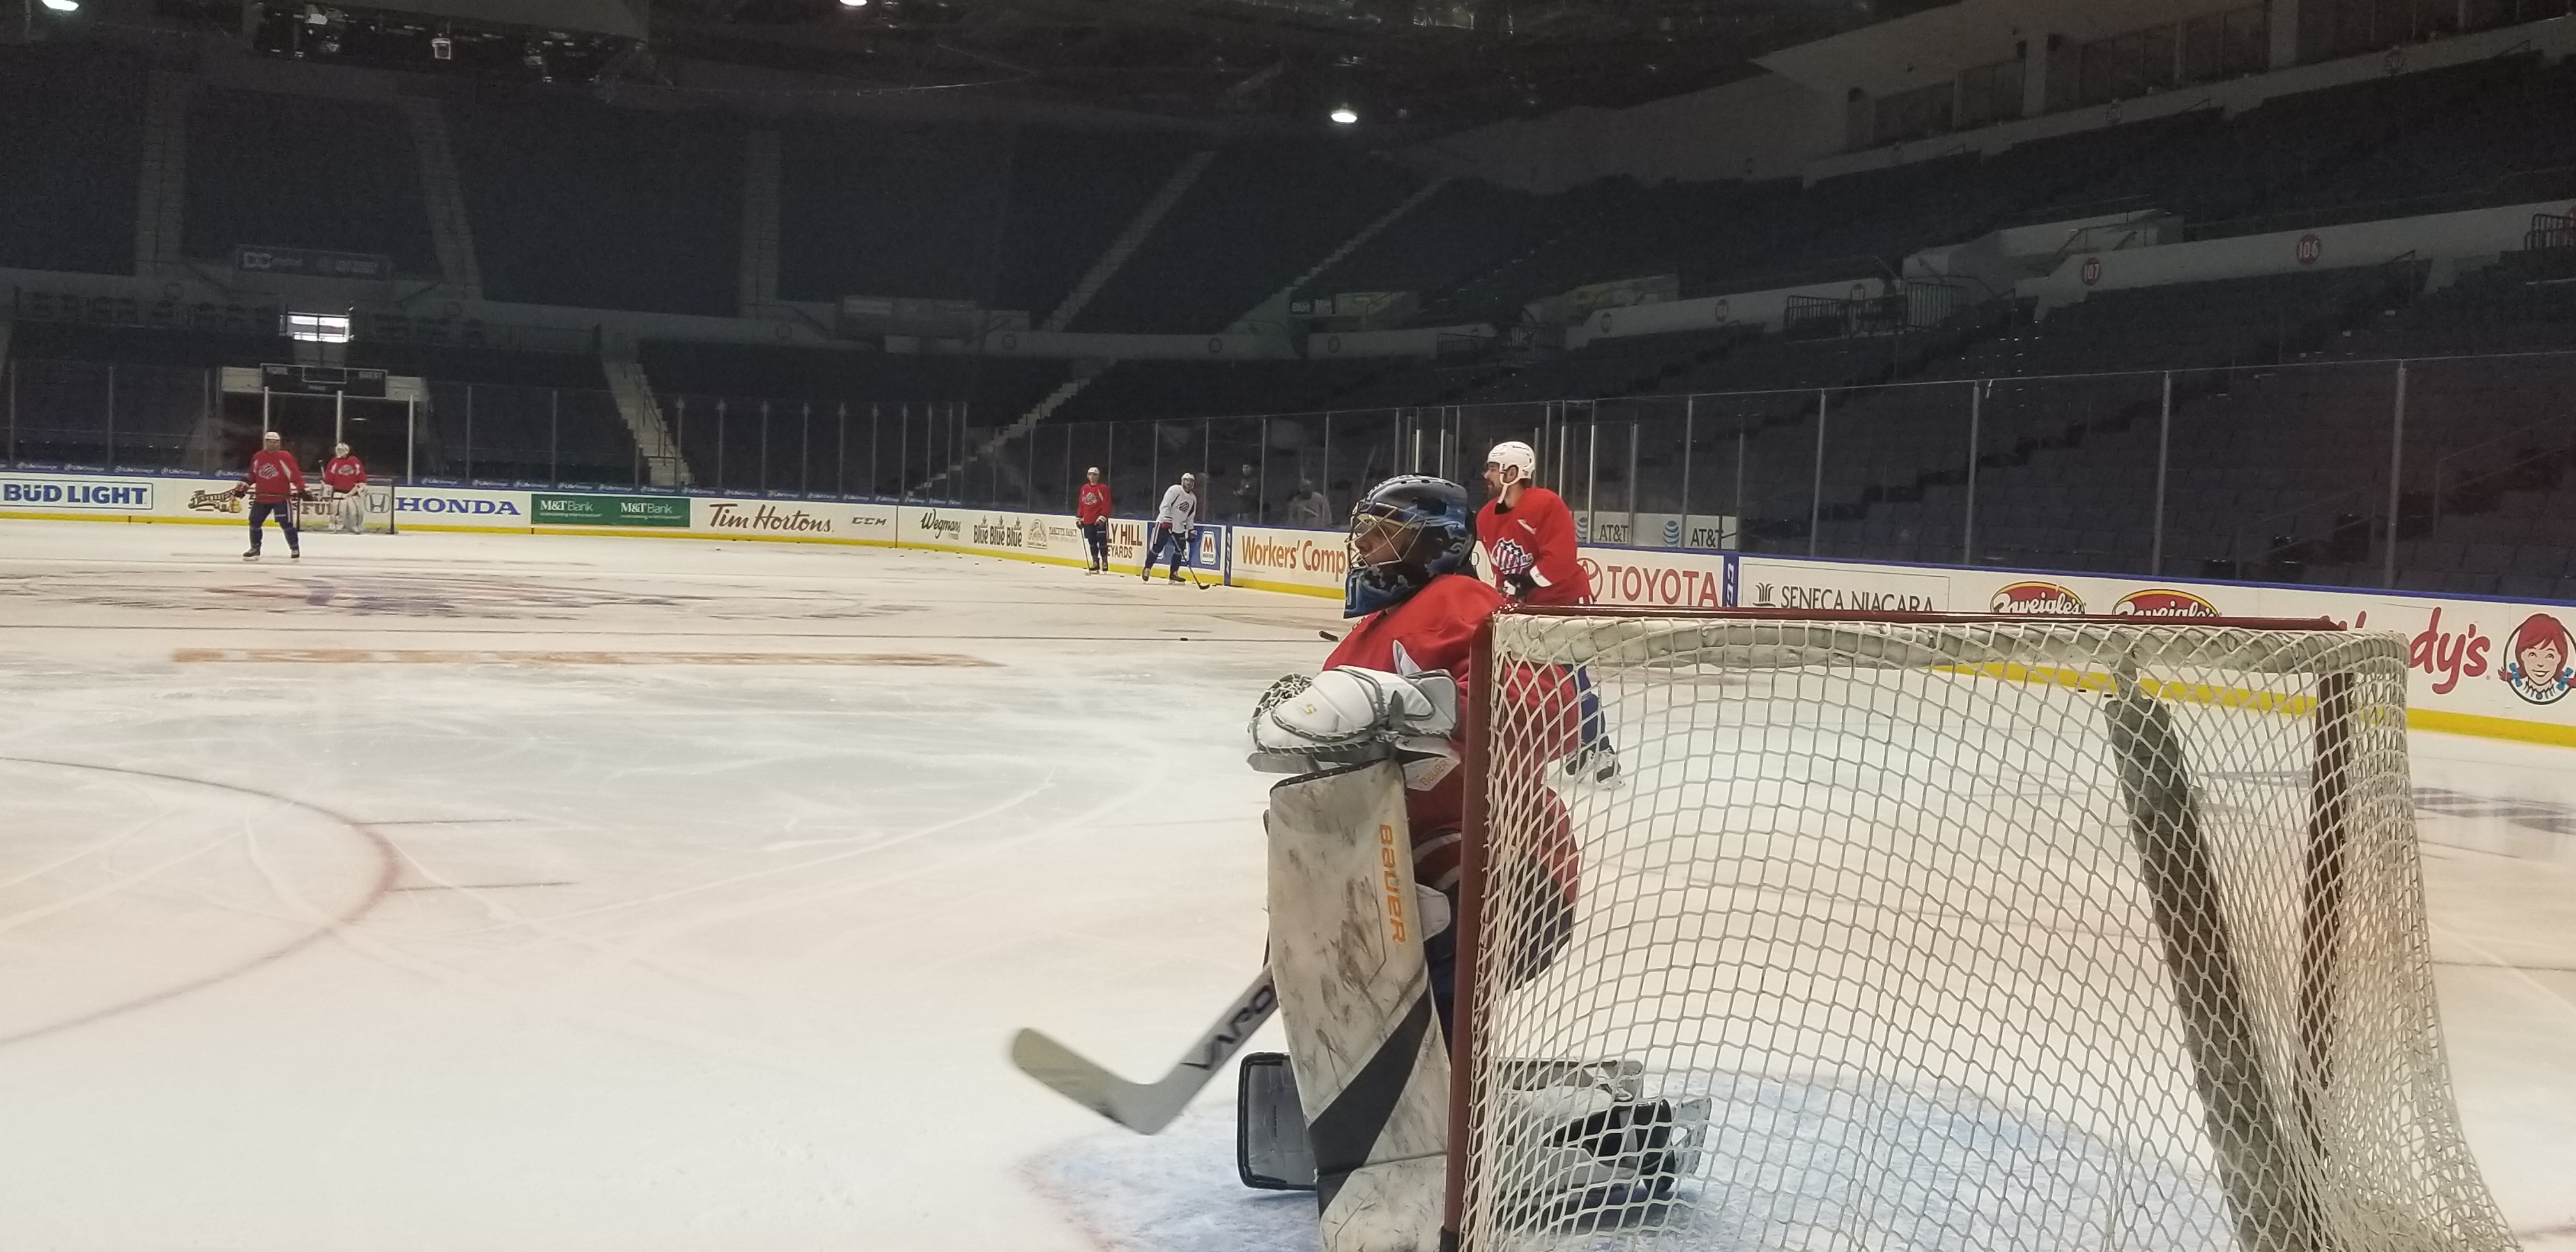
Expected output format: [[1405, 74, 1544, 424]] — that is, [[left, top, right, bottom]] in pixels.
[[1453, 614, 2517, 1252]]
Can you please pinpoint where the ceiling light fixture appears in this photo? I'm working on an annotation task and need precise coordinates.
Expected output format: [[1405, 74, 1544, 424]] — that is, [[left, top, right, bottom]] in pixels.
[[1329, 106, 1358, 125]]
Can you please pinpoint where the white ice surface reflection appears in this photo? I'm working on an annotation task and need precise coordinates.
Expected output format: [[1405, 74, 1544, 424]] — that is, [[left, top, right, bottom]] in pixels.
[[0, 521, 2567, 1252]]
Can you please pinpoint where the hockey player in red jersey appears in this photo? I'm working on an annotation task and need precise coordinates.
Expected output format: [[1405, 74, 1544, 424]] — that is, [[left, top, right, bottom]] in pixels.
[[234, 430, 307, 561], [322, 442, 368, 534], [1241, 479, 1694, 1235], [1255, 475, 1577, 1030], [1477, 440, 1617, 781], [1074, 467, 1113, 574], [1475, 440, 1590, 607]]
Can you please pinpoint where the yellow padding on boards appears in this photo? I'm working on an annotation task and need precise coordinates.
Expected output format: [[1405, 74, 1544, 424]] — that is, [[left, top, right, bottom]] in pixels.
[[1940, 661, 2324, 717]]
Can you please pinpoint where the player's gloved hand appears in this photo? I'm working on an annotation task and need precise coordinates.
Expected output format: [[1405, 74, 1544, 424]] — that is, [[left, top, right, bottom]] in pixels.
[[1391, 735, 1460, 791], [1503, 574, 1538, 599], [1246, 668, 1459, 775]]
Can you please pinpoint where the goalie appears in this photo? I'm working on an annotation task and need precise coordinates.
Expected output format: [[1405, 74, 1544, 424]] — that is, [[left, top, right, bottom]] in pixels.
[[1245, 477, 1700, 1251], [1249, 475, 1574, 1028]]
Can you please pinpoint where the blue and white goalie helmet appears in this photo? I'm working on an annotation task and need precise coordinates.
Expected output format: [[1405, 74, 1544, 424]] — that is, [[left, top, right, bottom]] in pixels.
[[1344, 475, 1475, 618]]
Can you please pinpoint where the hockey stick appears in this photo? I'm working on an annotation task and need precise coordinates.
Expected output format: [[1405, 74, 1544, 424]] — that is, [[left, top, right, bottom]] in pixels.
[[1009, 968, 1276, 1134]]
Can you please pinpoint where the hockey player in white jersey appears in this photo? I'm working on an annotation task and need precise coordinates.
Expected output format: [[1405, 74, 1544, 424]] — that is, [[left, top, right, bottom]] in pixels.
[[1142, 471, 1199, 583]]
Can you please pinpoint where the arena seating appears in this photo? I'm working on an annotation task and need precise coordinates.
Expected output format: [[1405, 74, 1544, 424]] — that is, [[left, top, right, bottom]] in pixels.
[[638, 342, 1068, 495], [420, 379, 637, 487], [446, 94, 745, 316], [0, 43, 146, 275], [183, 88, 438, 273], [1068, 143, 1420, 333], [1299, 54, 2576, 325], [1298, 179, 1618, 321], [989, 130, 1203, 317], [11, 37, 2576, 593], [1049, 359, 1410, 424], [775, 124, 1016, 306], [776, 125, 1199, 318]]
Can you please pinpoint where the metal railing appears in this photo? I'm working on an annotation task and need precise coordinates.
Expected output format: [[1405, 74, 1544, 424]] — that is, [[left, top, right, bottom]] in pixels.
[[10, 347, 2576, 595]]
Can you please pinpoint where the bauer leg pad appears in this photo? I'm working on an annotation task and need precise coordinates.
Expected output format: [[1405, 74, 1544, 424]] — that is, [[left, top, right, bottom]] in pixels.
[[1266, 760, 1450, 1252]]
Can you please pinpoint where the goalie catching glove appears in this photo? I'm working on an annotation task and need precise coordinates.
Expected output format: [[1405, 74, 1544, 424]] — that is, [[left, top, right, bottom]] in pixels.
[[1246, 667, 1460, 788]]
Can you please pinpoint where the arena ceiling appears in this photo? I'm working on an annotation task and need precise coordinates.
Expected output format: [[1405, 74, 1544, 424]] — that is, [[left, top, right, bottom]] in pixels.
[[160, 0, 1957, 132], [652, 0, 1924, 130]]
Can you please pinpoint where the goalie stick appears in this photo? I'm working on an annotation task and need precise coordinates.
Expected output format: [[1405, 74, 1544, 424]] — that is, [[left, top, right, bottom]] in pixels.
[[1009, 968, 1275, 1134]]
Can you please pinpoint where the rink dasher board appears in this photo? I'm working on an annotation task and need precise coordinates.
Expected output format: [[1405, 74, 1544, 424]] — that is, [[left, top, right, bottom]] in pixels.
[[8, 468, 2576, 748]]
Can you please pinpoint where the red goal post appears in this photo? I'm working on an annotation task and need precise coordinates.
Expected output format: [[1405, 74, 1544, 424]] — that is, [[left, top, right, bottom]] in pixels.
[[1438, 606, 2513, 1252]]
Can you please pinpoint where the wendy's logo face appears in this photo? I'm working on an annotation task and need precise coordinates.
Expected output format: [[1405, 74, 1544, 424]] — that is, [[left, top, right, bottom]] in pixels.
[[2503, 613, 2576, 706]]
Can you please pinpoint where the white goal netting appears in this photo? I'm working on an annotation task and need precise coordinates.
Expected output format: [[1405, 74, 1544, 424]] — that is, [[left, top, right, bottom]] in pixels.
[[1454, 614, 2515, 1252], [351, 483, 398, 534]]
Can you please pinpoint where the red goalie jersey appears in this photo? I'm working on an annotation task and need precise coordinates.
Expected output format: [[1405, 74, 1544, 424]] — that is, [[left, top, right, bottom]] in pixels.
[[1323, 572, 1579, 899]]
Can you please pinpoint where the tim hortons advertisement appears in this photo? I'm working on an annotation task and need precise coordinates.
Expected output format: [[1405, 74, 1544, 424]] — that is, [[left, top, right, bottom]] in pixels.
[[706, 498, 895, 542], [697, 498, 890, 539]]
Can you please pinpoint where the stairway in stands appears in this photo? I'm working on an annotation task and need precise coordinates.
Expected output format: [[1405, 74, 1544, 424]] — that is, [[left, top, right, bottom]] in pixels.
[[399, 96, 484, 301], [738, 130, 783, 314], [908, 365, 1104, 497], [133, 70, 189, 280], [1246, 175, 1453, 326], [1041, 151, 1219, 333], [600, 341, 693, 487]]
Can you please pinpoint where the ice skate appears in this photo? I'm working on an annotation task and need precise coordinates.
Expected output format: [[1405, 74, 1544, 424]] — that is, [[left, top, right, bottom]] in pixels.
[[1562, 742, 1620, 783]]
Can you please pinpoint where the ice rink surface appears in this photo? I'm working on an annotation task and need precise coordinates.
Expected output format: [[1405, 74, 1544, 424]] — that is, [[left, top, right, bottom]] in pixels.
[[0, 518, 2568, 1252]]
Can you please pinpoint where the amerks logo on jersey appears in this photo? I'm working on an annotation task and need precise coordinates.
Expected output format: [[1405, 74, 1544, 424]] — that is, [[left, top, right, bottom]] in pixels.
[[1489, 537, 1537, 579], [2113, 588, 2221, 618], [1989, 581, 2085, 615]]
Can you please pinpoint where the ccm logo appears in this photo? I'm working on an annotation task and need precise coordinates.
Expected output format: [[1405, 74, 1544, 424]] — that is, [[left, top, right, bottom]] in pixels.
[[1379, 824, 1407, 945]]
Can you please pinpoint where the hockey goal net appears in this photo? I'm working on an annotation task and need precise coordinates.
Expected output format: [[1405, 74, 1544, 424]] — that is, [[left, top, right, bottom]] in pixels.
[[318, 483, 398, 535], [1445, 609, 2514, 1252]]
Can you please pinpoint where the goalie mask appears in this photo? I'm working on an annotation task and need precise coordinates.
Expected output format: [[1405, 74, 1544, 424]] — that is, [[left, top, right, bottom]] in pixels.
[[1344, 475, 1475, 618]]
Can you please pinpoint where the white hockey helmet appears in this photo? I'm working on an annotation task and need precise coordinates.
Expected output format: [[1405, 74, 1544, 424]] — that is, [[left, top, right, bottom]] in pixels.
[[1181, 471, 1197, 484], [1487, 440, 1538, 482]]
